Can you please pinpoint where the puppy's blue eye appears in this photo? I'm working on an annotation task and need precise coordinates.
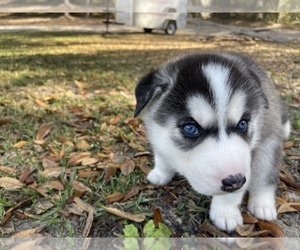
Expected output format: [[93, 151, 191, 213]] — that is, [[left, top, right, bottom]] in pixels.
[[182, 124, 199, 137], [236, 120, 248, 131]]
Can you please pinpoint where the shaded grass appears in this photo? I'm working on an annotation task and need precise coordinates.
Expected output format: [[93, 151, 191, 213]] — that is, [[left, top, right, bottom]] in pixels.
[[0, 31, 299, 237]]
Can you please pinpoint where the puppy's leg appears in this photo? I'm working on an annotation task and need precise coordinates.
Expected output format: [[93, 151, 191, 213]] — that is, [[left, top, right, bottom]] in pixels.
[[210, 191, 245, 232], [147, 153, 175, 185], [247, 185, 277, 221], [247, 139, 281, 221]]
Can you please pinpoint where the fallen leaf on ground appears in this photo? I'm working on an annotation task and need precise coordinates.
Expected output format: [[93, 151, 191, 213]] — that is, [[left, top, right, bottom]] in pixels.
[[236, 224, 255, 236], [278, 202, 300, 213], [68, 152, 91, 166], [0, 117, 11, 125], [34, 199, 54, 215], [242, 213, 258, 224], [83, 210, 94, 237], [11, 225, 45, 238], [257, 220, 285, 237], [283, 141, 294, 149], [105, 192, 124, 203], [48, 180, 64, 190], [0, 177, 25, 190], [36, 124, 52, 140], [199, 224, 229, 237], [6, 198, 32, 214], [10, 238, 45, 250], [81, 157, 99, 166], [102, 206, 146, 222], [120, 159, 135, 176], [0, 166, 17, 175], [74, 197, 96, 214], [76, 140, 91, 150], [153, 208, 163, 228], [13, 141, 27, 149], [122, 186, 144, 202], [38, 167, 62, 178], [104, 167, 117, 182], [66, 191, 87, 203], [1, 211, 13, 226], [19, 167, 35, 183], [66, 203, 85, 216], [70, 180, 92, 193], [42, 158, 59, 168], [77, 169, 101, 178]]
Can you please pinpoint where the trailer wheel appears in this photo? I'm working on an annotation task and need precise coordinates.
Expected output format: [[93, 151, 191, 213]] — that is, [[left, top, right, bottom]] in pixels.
[[165, 21, 177, 35], [144, 28, 153, 34]]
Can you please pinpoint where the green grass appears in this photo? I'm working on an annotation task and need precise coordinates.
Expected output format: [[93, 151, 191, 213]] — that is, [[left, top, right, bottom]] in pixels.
[[0, 31, 299, 237]]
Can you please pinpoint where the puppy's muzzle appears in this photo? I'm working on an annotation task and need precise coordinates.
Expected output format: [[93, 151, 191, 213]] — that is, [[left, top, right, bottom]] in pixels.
[[221, 173, 246, 192]]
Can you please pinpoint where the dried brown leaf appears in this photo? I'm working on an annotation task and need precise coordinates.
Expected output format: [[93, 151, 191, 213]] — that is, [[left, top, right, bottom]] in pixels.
[[77, 169, 102, 178], [48, 180, 64, 190], [283, 141, 294, 149], [109, 115, 121, 125], [10, 238, 45, 250], [70, 180, 92, 193], [0, 166, 17, 175], [199, 224, 229, 237], [67, 191, 87, 203], [257, 220, 285, 237], [74, 197, 96, 214], [36, 124, 52, 140], [242, 213, 258, 224], [42, 158, 59, 168], [81, 157, 99, 166], [105, 192, 124, 203], [13, 141, 27, 149], [153, 208, 163, 228], [11, 225, 45, 238], [0, 177, 25, 190], [0, 117, 11, 125], [122, 186, 144, 202], [120, 159, 135, 176], [76, 140, 91, 150], [6, 198, 32, 214], [33, 139, 45, 145], [1, 211, 13, 226], [83, 210, 94, 237], [34, 199, 54, 215], [65, 203, 85, 216], [68, 152, 91, 166], [102, 206, 146, 222], [278, 202, 300, 213], [19, 167, 35, 183], [104, 167, 117, 182], [236, 224, 255, 236], [38, 167, 62, 178]]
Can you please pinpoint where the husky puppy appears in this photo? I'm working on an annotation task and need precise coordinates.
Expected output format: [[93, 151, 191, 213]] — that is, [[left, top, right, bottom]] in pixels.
[[134, 53, 290, 232]]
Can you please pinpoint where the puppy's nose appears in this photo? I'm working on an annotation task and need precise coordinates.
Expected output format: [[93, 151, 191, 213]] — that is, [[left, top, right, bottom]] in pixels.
[[221, 173, 246, 192]]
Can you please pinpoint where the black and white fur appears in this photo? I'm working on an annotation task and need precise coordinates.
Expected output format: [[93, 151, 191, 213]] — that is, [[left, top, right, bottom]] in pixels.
[[134, 53, 290, 232]]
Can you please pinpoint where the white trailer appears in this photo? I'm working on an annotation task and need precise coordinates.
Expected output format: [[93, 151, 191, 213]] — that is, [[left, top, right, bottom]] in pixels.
[[116, 0, 187, 35]]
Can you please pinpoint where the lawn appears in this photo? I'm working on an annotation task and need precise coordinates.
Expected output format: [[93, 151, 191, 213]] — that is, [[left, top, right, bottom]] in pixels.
[[0, 31, 299, 238]]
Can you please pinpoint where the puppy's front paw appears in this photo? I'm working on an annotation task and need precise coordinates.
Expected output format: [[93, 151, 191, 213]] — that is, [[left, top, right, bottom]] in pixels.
[[248, 196, 277, 221], [209, 205, 243, 232], [147, 168, 173, 186]]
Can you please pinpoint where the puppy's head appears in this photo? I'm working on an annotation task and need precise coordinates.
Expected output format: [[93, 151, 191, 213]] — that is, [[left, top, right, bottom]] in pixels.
[[135, 53, 268, 196]]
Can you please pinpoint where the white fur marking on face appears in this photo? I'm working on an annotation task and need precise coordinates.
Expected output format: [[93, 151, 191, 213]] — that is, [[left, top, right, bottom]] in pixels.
[[227, 91, 246, 124], [202, 63, 231, 133], [187, 95, 216, 128]]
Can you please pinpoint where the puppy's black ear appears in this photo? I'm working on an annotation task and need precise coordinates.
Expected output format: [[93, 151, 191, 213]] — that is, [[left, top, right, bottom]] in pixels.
[[134, 70, 169, 117]]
